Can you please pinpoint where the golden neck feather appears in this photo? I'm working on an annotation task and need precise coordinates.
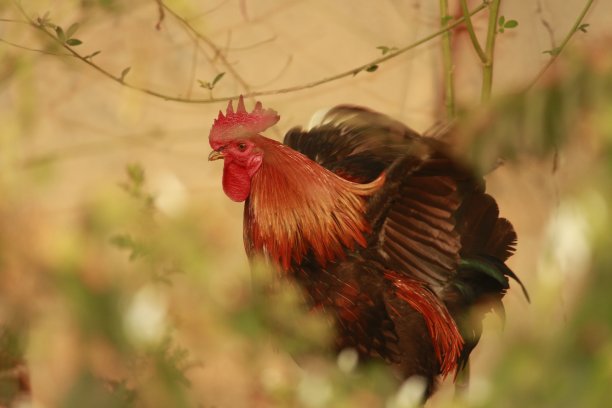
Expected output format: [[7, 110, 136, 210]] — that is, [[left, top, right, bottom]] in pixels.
[[245, 140, 384, 269]]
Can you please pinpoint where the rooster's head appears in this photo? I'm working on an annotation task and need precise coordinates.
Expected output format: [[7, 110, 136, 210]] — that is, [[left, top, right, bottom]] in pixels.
[[208, 96, 280, 202]]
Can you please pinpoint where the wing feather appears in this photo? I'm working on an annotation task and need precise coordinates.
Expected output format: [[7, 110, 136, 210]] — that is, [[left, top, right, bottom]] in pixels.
[[284, 105, 501, 291]]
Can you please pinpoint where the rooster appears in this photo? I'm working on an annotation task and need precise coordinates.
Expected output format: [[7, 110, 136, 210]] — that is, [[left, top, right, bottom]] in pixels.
[[207, 96, 527, 399]]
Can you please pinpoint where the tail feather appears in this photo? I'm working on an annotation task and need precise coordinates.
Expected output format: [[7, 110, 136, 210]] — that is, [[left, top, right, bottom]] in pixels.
[[444, 190, 528, 385], [456, 193, 507, 257], [485, 218, 517, 261]]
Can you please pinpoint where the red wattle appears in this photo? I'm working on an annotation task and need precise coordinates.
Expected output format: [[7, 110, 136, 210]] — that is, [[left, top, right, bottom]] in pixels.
[[223, 161, 252, 202]]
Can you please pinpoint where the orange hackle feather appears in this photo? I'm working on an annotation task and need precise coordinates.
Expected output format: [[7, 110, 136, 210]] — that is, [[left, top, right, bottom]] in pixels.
[[245, 136, 384, 270], [385, 271, 463, 377]]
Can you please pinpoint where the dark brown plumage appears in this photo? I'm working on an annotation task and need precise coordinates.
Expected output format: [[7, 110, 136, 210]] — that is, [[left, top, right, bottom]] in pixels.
[[208, 99, 527, 400]]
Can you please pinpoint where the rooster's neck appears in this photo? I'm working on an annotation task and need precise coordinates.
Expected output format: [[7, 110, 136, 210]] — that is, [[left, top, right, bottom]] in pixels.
[[244, 138, 384, 270]]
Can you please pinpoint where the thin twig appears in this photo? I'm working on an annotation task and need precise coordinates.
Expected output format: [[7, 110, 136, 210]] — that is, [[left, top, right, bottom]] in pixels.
[[13, 0, 488, 104], [185, 36, 199, 98], [527, 0, 594, 89], [225, 36, 277, 51], [0, 37, 73, 57], [251, 55, 293, 88], [536, 0, 557, 51], [185, 0, 230, 22], [439, 0, 455, 118], [154, 0, 165, 30], [0, 17, 30, 24], [239, 0, 249, 22], [218, 29, 233, 64], [161, 2, 253, 94], [174, 21, 216, 71], [172, 24, 228, 99], [480, 0, 500, 102], [460, 0, 487, 63]]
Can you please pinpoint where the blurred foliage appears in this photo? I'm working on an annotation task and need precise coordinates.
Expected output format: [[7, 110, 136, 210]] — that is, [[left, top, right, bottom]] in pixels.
[[0, 159, 398, 407], [456, 41, 612, 173], [455, 41, 612, 408]]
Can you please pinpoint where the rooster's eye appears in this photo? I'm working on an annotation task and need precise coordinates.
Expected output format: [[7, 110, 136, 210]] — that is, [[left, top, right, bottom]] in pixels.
[[238, 143, 247, 151]]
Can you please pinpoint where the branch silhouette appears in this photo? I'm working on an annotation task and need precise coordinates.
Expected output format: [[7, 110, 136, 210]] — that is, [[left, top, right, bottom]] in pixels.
[[12, 0, 488, 104], [8, 0, 593, 104], [527, 0, 594, 89]]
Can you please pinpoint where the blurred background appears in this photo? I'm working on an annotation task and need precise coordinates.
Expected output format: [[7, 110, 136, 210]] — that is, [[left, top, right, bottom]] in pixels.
[[1, 0, 612, 406]]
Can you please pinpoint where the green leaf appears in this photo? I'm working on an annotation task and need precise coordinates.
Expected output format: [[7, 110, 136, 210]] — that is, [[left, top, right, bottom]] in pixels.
[[110, 234, 148, 261], [543, 48, 560, 56], [198, 73, 226, 90], [211, 72, 225, 87], [578, 23, 590, 33], [66, 22, 80, 39], [66, 38, 82, 46], [120, 67, 131, 82], [498, 28, 505, 34], [365, 65, 379, 73], [85, 50, 101, 59], [126, 163, 145, 186], [55, 26, 66, 42], [376, 45, 398, 55], [504, 20, 518, 29], [37, 11, 51, 27], [498, 15, 506, 26]]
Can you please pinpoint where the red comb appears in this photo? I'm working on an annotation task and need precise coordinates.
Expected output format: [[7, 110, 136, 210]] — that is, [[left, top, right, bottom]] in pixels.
[[209, 95, 280, 147]]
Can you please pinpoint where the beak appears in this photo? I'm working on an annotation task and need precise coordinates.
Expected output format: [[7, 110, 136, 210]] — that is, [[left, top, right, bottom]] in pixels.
[[208, 150, 224, 161]]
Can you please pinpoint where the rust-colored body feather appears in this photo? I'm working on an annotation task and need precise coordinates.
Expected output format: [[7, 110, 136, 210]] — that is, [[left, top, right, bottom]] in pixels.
[[385, 271, 463, 377]]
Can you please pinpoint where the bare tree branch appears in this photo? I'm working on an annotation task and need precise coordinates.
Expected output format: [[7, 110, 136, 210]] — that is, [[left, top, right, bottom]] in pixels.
[[154, 0, 165, 30], [527, 0, 594, 89], [536, 0, 557, 50], [12, 0, 489, 104], [161, 2, 253, 95], [0, 36, 72, 57]]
